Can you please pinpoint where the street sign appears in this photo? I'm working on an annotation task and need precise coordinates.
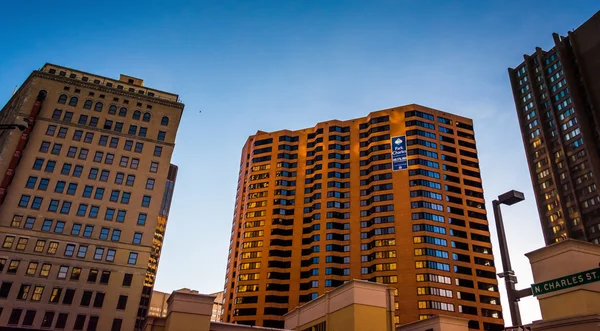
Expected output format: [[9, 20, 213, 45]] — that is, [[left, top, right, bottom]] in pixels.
[[531, 267, 600, 296], [391, 135, 407, 171]]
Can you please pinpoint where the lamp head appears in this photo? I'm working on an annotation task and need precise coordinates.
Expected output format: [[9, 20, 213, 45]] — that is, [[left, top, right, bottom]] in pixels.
[[498, 190, 525, 206]]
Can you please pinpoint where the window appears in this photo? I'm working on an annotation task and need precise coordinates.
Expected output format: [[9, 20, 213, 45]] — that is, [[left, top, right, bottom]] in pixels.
[[115, 122, 123, 132], [100, 271, 111, 284], [51, 143, 62, 155], [83, 185, 93, 197], [7, 260, 20, 274], [93, 293, 105, 308], [94, 151, 103, 162], [150, 161, 159, 173], [157, 131, 166, 141], [38, 178, 50, 190], [41, 312, 55, 327], [116, 210, 126, 222], [117, 295, 128, 309], [154, 145, 162, 156], [2, 236, 15, 248], [48, 199, 60, 211], [146, 178, 155, 189], [111, 229, 121, 241], [94, 248, 104, 260], [135, 142, 144, 152], [73, 165, 83, 177], [94, 188, 105, 199], [73, 130, 83, 141], [17, 284, 31, 300], [119, 157, 129, 168], [128, 252, 138, 265], [46, 125, 57, 136], [0, 281, 12, 298], [115, 173, 126, 186], [83, 225, 94, 237], [67, 183, 77, 195], [124, 140, 133, 151], [55, 313, 69, 328], [95, 102, 103, 111], [67, 146, 77, 157], [60, 201, 72, 214], [106, 249, 116, 262], [34, 240, 46, 252], [10, 215, 23, 227], [26, 176, 37, 188], [77, 245, 88, 258], [57, 266, 69, 279], [105, 208, 115, 221], [32, 286, 44, 301], [31, 196, 43, 209], [77, 204, 88, 216], [128, 125, 137, 136], [15, 237, 28, 250], [84, 132, 94, 143], [33, 158, 44, 170], [58, 94, 67, 104], [119, 107, 127, 117], [161, 116, 169, 126], [42, 219, 53, 231], [100, 228, 110, 240], [40, 141, 51, 152], [141, 195, 152, 207], [139, 127, 147, 137], [110, 137, 119, 148], [133, 110, 141, 120], [44, 161, 56, 172], [133, 233, 142, 244], [131, 158, 139, 169], [69, 267, 81, 279], [100, 170, 110, 182], [64, 244, 76, 256], [40, 263, 51, 277], [78, 114, 88, 125], [137, 213, 147, 225], [111, 319, 123, 331], [21, 310, 37, 327], [89, 116, 99, 127], [58, 127, 68, 138], [143, 112, 151, 122], [54, 221, 65, 233], [105, 153, 114, 164], [78, 148, 88, 160], [47, 241, 58, 254], [121, 192, 131, 204], [126, 175, 135, 186], [89, 206, 99, 218], [74, 314, 86, 330], [18, 194, 31, 207]]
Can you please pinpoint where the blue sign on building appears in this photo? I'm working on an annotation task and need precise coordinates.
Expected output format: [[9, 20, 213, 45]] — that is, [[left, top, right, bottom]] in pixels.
[[391, 135, 407, 171]]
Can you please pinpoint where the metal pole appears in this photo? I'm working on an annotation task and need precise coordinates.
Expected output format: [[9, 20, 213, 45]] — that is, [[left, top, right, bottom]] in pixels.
[[492, 200, 522, 327]]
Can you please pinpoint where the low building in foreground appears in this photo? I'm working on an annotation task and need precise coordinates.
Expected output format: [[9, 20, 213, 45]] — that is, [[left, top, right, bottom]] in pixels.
[[148, 289, 224, 321]]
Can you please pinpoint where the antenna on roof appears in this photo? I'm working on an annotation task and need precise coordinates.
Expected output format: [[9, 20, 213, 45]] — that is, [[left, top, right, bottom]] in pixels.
[[12, 85, 17, 96]]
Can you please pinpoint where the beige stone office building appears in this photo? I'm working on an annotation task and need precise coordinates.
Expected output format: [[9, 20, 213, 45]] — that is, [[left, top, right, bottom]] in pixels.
[[149, 290, 224, 322], [0, 64, 183, 330]]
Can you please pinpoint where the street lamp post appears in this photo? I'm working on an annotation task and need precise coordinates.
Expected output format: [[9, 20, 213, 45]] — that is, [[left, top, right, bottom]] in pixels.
[[492, 190, 532, 327]]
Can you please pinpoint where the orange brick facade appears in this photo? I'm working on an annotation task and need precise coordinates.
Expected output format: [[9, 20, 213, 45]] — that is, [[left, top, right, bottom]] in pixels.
[[222, 105, 504, 331]]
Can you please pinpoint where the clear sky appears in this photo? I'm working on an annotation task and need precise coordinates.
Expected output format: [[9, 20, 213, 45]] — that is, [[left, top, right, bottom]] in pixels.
[[1, 0, 598, 326]]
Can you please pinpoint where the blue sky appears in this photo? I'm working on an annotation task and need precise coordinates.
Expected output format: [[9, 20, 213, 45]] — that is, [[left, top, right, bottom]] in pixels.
[[1, 0, 598, 325]]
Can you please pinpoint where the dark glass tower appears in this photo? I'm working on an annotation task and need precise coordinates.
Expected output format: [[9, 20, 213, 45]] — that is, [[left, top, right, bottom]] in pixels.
[[508, 11, 600, 245]]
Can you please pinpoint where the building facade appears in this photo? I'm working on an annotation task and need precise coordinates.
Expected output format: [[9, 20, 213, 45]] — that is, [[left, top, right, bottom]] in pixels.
[[0, 64, 183, 330], [148, 290, 223, 322], [508, 11, 600, 245], [222, 105, 504, 331]]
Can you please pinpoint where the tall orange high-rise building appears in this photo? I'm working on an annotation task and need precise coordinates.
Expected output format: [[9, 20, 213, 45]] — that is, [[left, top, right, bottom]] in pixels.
[[222, 105, 504, 331]]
